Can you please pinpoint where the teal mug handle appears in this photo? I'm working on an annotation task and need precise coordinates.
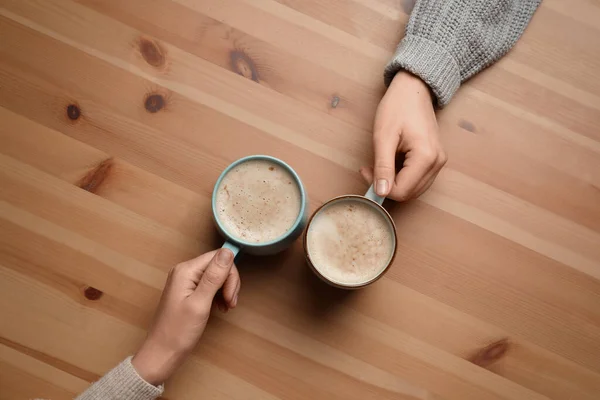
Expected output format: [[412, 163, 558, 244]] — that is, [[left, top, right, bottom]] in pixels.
[[221, 241, 240, 258], [365, 184, 385, 206]]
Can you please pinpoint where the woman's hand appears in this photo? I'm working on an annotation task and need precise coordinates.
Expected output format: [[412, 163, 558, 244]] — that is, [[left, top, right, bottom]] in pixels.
[[132, 249, 240, 385], [361, 71, 447, 201]]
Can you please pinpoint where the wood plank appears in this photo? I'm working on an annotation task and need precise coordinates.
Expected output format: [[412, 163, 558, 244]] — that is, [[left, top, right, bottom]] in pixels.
[[0, 265, 146, 377], [423, 169, 600, 280], [0, 153, 200, 270], [509, 5, 600, 95], [0, 361, 77, 400], [273, 0, 407, 51], [0, 265, 542, 400], [385, 201, 600, 373], [166, 0, 600, 136], [473, 66, 600, 142], [0, 106, 214, 239], [76, 0, 382, 131], [171, 0, 390, 81], [9, 0, 379, 142], [0, 10, 368, 202], [0, 267, 422, 400], [253, 274, 600, 400], [0, 343, 88, 399]]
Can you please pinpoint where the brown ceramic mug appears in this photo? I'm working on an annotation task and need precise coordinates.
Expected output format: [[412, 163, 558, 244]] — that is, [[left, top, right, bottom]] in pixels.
[[303, 185, 397, 289]]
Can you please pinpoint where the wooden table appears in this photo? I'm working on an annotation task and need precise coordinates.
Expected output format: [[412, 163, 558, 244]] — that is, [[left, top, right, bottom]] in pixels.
[[1, 1, 599, 399]]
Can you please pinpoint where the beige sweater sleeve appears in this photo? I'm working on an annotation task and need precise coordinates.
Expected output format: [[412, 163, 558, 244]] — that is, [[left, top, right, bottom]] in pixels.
[[75, 357, 163, 400], [385, 0, 542, 106]]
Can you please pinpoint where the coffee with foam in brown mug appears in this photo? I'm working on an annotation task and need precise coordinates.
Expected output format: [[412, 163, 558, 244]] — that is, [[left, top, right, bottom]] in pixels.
[[304, 187, 397, 289]]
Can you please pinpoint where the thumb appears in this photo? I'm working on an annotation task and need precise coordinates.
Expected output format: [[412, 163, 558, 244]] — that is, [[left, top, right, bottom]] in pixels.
[[373, 132, 398, 197], [192, 249, 234, 304]]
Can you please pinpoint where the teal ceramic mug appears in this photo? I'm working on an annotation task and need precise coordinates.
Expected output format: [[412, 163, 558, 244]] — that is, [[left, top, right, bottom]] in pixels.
[[212, 155, 308, 257]]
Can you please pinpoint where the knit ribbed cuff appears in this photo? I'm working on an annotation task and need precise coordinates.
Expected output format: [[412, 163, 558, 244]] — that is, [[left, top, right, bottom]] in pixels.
[[76, 357, 164, 400], [384, 34, 461, 107]]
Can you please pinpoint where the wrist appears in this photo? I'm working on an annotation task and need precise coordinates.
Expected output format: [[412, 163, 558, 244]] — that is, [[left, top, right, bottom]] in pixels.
[[132, 338, 184, 386], [390, 71, 433, 102]]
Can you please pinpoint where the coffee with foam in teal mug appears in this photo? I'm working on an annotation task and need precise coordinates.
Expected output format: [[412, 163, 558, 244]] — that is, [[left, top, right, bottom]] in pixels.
[[212, 155, 308, 257]]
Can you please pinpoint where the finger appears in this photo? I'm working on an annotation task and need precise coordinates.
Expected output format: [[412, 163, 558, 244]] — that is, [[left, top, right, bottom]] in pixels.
[[214, 294, 229, 313], [233, 279, 241, 307], [174, 250, 218, 283], [216, 276, 241, 312], [359, 166, 374, 185], [373, 131, 400, 197], [192, 249, 234, 304], [230, 275, 241, 309], [221, 265, 241, 309], [170, 251, 219, 295], [412, 153, 447, 198], [410, 165, 439, 198], [388, 150, 436, 201]]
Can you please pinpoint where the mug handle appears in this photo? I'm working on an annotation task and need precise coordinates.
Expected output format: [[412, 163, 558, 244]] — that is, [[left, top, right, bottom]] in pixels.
[[221, 241, 240, 258], [365, 184, 385, 206]]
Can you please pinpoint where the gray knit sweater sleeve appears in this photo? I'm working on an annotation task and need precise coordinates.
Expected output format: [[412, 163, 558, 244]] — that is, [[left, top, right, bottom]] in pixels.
[[75, 357, 163, 400], [385, 0, 542, 106]]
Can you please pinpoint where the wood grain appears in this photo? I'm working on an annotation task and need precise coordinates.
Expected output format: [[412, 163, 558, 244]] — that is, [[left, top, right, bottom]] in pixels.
[[0, 0, 599, 399]]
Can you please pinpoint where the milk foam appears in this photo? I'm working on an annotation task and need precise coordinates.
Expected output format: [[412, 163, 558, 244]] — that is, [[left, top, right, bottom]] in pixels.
[[215, 159, 301, 243], [306, 199, 394, 285]]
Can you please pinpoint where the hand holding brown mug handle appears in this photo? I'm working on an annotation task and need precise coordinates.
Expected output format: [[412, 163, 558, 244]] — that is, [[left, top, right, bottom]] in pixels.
[[361, 71, 447, 201], [132, 249, 240, 385]]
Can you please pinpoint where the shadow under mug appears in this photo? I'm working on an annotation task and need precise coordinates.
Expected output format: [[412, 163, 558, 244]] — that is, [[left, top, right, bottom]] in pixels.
[[211, 155, 308, 257], [303, 185, 398, 289]]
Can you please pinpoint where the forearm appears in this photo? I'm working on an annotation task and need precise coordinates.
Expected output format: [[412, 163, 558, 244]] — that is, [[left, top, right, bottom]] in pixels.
[[386, 0, 542, 106], [76, 249, 238, 400], [76, 357, 163, 400]]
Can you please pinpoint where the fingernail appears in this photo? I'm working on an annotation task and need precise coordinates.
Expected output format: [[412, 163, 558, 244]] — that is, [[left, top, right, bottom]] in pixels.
[[216, 249, 233, 266], [233, 294, 238, 308], [376, 179, 388, 196]]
